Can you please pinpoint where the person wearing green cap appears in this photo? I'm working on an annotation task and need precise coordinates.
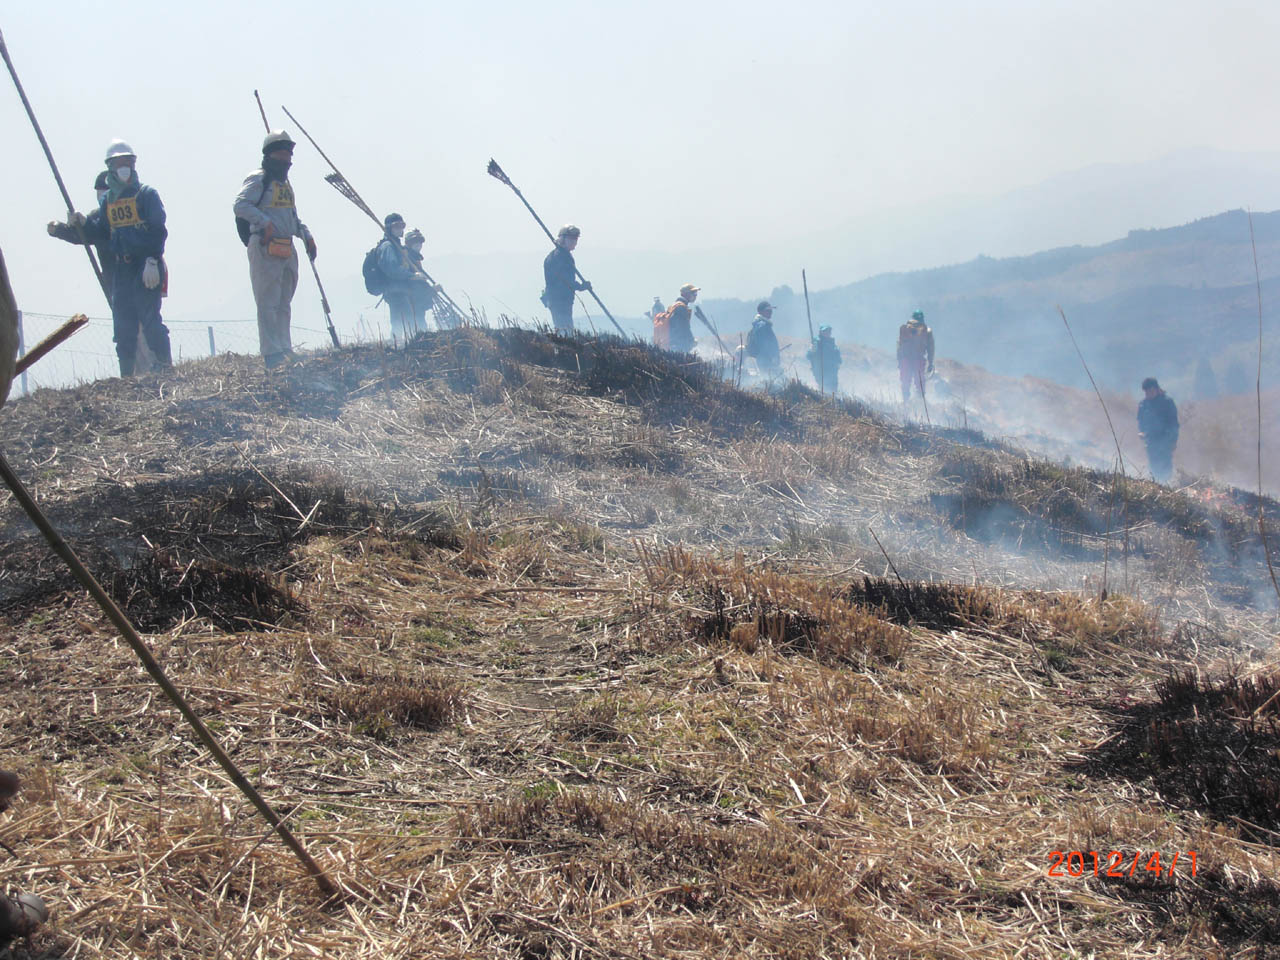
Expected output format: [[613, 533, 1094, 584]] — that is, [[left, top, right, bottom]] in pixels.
[[897, 309, 933, 402]]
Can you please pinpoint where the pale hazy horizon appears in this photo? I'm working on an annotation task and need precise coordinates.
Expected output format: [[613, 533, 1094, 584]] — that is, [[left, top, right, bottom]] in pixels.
[[5, 0, 1280, 379]]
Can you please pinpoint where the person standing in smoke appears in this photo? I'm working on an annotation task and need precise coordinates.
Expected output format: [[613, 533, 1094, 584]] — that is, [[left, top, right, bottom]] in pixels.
[[745, 300, 781, 375], [235, 129, 317, 369], [49, 140, 171, 377], [1137, 376, 1179, 484], [808, 324, 841, 394], [897, 309, 934, 402], [404, 228, 444, 332], [665, 283, 699, 353], [376, 213, 421, 341], [542, 224, 590, 332], [48, 171, 115, 303]]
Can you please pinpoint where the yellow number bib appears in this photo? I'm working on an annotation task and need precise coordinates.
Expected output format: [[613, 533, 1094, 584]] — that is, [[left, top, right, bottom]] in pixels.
[[269, 182, 295, 209], [106, 197, 141, 230]]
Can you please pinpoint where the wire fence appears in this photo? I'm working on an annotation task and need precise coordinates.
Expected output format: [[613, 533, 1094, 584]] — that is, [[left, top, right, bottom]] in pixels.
[[12, 309, 387, 395]]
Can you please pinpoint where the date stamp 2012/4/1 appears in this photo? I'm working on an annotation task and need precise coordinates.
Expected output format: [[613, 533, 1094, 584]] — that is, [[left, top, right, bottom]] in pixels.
[[1048, 850, 1197, 879]]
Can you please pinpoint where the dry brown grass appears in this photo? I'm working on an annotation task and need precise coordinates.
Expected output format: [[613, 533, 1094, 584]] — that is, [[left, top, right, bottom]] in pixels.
[[1, 329, 1278, 958]]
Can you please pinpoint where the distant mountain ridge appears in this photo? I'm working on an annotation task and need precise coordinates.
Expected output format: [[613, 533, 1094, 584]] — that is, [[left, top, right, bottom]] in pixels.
[[703, 209, 1280, 396]]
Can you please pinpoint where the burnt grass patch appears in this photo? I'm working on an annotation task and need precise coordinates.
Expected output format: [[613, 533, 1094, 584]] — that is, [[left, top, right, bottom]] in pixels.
[[844, 576, 998, 631], [408, 327, 797, 439], [0, 467, 459, 630], [932, 447, 1275, 569], [108, 548, 299, 632], [1076, 667, 1280, 844]]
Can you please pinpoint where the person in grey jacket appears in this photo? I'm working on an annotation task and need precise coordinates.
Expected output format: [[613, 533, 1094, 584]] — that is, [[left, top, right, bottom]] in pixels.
[[542, 224, 590, 332], [377, 213, 421, 341], [234, 130, 317, 368]]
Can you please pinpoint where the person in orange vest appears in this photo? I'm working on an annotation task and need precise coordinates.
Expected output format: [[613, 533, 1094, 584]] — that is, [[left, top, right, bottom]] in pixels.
[[665, 283, 699, 353], [897, 309, 934, 402]]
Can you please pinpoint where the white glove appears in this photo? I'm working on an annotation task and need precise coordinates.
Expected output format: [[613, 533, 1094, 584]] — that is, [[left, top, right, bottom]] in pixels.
[[142, 257, 161, 290], [69, 211, 86, 229]]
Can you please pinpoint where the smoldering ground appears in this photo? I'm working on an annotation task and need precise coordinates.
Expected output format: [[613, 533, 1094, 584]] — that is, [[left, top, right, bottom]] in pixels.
[[4, 327, 1280, 960]]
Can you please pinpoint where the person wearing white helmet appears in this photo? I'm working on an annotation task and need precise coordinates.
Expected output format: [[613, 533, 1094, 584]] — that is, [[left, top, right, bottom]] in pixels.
[[49, 140, 171, 376], [233, 130, 317, 368]]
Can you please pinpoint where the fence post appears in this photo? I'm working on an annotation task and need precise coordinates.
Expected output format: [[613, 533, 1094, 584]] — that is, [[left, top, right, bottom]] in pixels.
[[16, 310, 26, 397], [207, 325, 216, 357]]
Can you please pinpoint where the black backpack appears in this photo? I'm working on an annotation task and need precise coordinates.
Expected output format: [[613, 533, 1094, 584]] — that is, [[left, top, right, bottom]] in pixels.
[[234, 173, 274, 248], [362, 243, 386, 296]]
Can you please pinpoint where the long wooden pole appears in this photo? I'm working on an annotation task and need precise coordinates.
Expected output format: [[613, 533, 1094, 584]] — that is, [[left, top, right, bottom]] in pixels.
[[254, 95, 341, 347], [802, 269, 821, 395], [0, 28, 109, 304], [13, 314, 88, 376], [486, 159, 627, 338], [281, 105, 467, 324], [0, 449, 339, 900]]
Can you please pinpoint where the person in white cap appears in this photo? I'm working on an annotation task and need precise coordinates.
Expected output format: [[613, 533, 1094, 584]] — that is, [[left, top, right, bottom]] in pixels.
[[49, 140, 172, 376], [542, 224, 591, 332], [665, 283, 699, 353], [234, 130, 317, 368]]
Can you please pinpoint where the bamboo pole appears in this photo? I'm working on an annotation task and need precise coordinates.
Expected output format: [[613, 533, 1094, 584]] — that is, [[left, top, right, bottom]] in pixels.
[[0, 449, 339, 901]]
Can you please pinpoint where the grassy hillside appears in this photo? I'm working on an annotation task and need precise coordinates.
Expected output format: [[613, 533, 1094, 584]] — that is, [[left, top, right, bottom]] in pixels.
[[1, 330, 1278, 958], [703, 209, 1280, 399]]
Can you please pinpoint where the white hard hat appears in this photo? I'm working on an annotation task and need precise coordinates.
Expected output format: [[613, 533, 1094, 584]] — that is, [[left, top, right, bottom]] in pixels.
[[262, 130, 296, 154], [105, 139, 136, 161]]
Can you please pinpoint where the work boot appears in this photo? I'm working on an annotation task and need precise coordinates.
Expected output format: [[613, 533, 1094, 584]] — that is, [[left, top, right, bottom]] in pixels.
[[263, 352, 285, 370], [0, 891, 46, 944], [117, 355, 136, 378]]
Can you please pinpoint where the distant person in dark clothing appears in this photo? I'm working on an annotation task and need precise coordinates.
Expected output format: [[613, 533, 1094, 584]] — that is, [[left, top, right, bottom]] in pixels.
[[48, 171, 114, 303], [665, 283, 699, 353], [542, 224, 590, 332], [1137, 377, 1179, 483], [807, 324, 841, 394], [897, 309, 934, 402], [745, 300, 781, 375]]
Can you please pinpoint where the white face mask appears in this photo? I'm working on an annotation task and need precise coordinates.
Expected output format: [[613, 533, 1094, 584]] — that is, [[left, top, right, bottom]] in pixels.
[[114, 166, 132, 183], [96, 189, 108, 203]]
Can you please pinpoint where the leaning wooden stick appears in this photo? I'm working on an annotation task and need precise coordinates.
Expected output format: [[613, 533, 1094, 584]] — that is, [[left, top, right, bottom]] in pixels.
[[487, 158, 628, 338], [0, 449, 339, 901], [0, 28, 110, 304], [14, 314, 88, 376]]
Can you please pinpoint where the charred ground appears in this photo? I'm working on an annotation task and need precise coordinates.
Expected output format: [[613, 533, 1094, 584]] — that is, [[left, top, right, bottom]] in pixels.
[[0, 327, 1278, 958]]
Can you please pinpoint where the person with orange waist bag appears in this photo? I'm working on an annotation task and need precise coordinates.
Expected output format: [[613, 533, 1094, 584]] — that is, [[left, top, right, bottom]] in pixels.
[[234, 129, 317, 368]]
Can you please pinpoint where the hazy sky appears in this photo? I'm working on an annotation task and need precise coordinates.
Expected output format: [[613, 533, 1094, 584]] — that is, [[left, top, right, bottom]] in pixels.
[[4, 0, 1280, 374]]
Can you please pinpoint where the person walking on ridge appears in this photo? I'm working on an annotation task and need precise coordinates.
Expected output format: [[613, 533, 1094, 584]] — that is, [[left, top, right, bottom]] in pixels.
[[49, 140, 171, 377], [808, 324, 841, 394], [404, 228, 443, 331], [897, 309, 934, 402], [1137, 376, 1179, 484], [745, 299, 781, 375], [664, 283, 699, 353], [234, 129, 317, 369], [542, 224, 590, 332], [376, 213, 422, 341]]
